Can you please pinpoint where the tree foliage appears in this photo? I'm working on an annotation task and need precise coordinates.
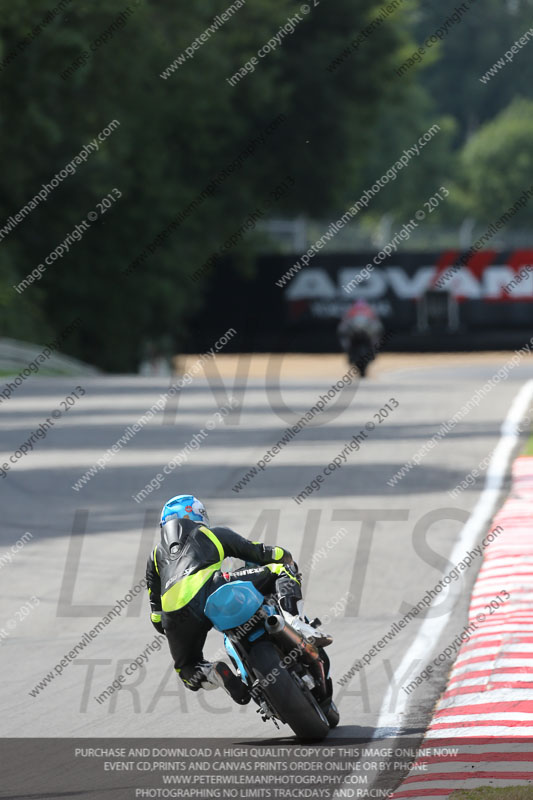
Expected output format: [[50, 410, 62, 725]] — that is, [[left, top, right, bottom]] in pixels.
[[459, 98, 533, 222], [0, 0, 413, 370], [412, 0, 533, 140]]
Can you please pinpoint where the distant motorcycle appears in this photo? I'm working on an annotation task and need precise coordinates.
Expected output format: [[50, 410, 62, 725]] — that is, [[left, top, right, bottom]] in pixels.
[[338, 300, 384, 377], [346, 330, 375, 377], [204, 580, 339, 739]]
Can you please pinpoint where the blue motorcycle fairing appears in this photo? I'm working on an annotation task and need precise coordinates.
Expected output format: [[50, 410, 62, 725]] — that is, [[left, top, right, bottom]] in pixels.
[[224, 635, 249, 683], [204, 580, 264, 632], [223, 606, 276, 679]]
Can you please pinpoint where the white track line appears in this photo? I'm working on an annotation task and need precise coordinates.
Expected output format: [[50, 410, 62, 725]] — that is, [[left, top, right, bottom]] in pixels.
[[387, 384, 533, 797], [375, 379, 533, 734]]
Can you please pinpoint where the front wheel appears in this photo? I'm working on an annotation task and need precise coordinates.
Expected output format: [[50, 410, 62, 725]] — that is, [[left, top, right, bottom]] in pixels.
[[247, 641, 330, 740]]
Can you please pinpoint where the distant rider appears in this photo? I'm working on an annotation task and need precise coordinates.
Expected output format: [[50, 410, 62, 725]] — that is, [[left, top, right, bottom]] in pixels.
[[337, 299, 384, 374], [146, 494, 332, 705]]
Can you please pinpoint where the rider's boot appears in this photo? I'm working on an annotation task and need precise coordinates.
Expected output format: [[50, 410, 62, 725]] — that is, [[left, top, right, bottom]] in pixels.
[[199, 661, 251, 705]]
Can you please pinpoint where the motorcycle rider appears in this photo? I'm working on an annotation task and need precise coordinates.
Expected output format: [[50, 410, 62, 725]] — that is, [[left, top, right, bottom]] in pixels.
[[146, 494, 332, 705], [337, 299, 384, 375]]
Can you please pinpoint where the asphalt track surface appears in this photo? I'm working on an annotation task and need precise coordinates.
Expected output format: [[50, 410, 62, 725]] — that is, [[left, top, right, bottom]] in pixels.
[[1, 353, 532, 787]]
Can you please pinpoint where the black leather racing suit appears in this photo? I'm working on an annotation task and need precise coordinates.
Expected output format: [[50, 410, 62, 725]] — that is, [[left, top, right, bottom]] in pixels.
[[146, 516, 302, 691]]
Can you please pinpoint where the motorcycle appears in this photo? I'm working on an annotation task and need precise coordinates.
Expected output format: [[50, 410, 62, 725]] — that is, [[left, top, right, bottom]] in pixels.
[[347, 330, 375, 377], [337, 301, 384, 378], [204, 580, 339, 739]]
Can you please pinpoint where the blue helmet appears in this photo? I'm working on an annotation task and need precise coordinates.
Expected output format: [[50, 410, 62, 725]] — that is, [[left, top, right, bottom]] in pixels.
[[160, 494, 210, 527]]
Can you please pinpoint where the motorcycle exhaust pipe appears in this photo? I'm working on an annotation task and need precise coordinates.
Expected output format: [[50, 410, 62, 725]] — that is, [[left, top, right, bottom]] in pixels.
[[264, 614, 321, 667]]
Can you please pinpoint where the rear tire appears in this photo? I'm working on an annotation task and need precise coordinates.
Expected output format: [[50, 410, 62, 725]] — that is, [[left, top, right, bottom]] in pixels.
[[323, 698, 340, 728], [247, 641, 330, 740], [349, 337, 373, 377], [358, 359, 368, 377]]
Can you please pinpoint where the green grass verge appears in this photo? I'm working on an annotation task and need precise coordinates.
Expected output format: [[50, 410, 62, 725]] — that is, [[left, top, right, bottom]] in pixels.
[[451, 789, 533, 799], [524, 430, 533, 456]]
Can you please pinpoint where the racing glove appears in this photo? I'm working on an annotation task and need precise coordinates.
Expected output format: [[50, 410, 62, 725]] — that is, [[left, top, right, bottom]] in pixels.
[[150, 612, 164, 635]]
